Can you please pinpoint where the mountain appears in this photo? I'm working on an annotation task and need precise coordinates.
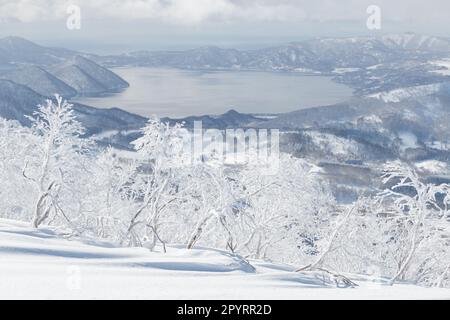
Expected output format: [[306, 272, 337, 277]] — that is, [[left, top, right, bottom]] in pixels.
[[0, 65, 78, 98], [0, 79, 146, 135], [1, 34, 450, 159], [0, 37, 138, 147], [95, 46, 251, 70], [0, 80, 44, 124], [0, 37, 129, 97], [93, 33, 450, 95], [164, 109, 264, 129], [1, 34, 448, 99], [381, 33, 450, 53], [49, 56, 129, 96], [97, 33, 450, 71], [0, 36, 76, 66], [227, 89, 450, 202], [248, 37, 405, 71], [255, 90, 450, 162], [91, 109, 267, 149]]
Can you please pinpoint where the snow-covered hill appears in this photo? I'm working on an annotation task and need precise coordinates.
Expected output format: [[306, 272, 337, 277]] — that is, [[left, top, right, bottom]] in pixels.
[[0, 65, 78, 98], [97, 33, 450, 71], [49, 55, 129, 96], [0, 219, 448, 299], [0, 37, 129, 97], [0, 80, 146, 135], [0, 36, 75, 66], [381, 33, 450, 52]]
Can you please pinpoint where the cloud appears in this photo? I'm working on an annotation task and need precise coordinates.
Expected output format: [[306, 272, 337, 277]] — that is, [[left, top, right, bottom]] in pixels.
[[1, 0, 449, 26], [0, 0, 306, 24]]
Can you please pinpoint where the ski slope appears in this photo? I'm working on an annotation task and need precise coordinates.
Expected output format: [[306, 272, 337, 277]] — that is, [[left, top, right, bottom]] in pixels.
[[0, 219, 448, 300]]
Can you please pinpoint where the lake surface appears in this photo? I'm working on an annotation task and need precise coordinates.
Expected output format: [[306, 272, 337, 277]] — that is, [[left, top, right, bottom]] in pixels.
[[74, 67, 353, 118]]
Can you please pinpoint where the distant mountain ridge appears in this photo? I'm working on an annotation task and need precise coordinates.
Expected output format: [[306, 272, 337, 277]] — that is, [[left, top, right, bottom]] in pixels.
[[0, 36, 75, 65], [96, 33, 450, 71], [93, 33, 450, 95], [0, 37, 129, 97], [1, 34, 449, 97]]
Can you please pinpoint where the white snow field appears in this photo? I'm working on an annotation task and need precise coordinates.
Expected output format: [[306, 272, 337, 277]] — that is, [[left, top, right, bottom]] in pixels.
[[0, 219, 449, 300]]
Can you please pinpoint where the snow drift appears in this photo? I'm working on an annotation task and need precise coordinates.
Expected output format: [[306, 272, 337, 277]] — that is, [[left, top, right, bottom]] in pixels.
[[1, 219, 448, 300]]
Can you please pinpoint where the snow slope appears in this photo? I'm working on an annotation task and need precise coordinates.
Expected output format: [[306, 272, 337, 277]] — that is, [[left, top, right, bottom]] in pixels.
[[430, 59, 450, 75], [0, 219, 449, 300], [368, 84, 441, 102]]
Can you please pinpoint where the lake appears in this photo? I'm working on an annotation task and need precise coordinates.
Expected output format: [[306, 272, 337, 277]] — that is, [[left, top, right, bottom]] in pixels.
[[73, 67, 353, 119]]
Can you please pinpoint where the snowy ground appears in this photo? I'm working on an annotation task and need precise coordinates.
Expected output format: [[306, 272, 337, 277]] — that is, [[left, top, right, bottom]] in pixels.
[[0, 219, 449, 300]]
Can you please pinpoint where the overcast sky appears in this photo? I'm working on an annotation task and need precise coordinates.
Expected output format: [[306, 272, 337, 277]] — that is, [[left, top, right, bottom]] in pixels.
[[0, 0, 449, 53]]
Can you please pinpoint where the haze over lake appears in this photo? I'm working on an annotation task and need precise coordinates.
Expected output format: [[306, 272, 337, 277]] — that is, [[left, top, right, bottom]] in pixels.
[[74, 67, 353, 118]]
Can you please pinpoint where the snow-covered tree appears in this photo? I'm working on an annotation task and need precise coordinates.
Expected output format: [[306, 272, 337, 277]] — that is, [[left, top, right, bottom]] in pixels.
[[376, 162, 450, 285], [74, 147, 138, 240], [1, 94, 449, 288], [23, 95, 91, 228], [236, 154, 336, 263], [0, 119, 37, 220], [322, 162, 450, 287], [125, 118, 188, 249], [183, 160, 242, 251]]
